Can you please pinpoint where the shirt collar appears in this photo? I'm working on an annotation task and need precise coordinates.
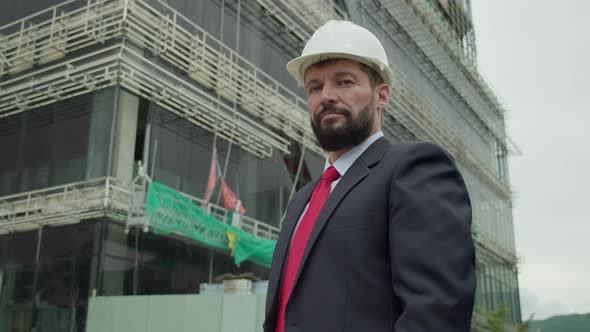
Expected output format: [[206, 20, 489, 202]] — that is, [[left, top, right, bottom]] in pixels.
[[324, 131, 384, 177]]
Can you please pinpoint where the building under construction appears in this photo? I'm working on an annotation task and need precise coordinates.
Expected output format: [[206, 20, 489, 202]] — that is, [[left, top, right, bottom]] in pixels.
[[0, 0, 521, 330]]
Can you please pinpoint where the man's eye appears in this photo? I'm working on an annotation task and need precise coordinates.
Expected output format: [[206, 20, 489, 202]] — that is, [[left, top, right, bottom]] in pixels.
[[308, 86, 321, 94], [338, 80, 354, 86]]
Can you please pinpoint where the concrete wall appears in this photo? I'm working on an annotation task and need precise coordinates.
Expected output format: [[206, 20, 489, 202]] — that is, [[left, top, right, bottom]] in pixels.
[[86, 294, 266, 332], [111, 89, 139, 184]]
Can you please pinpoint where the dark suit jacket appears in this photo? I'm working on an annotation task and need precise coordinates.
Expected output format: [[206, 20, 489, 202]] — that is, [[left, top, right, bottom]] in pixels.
[[264, 138, 476, 332]]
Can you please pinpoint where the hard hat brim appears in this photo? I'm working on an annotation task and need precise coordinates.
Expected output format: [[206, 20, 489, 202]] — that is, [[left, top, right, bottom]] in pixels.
[[286, 52, 394, 88]]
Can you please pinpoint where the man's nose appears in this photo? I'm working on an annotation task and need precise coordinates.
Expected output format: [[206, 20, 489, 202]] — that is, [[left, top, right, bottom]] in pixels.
[[320, 84, 338, 104]]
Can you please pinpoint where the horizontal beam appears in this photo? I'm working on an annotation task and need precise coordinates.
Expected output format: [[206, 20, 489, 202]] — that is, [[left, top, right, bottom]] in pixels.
[[0, 177, 279, 241]]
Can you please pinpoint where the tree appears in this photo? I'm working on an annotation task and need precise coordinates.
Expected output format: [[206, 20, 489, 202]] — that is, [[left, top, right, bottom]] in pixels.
[[481, 306, 509, 332], [478, 306, 534, 332], [517, 314, 534, 332]]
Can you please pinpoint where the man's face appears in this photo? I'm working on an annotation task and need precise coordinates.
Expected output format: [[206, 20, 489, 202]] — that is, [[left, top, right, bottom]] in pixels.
[[304, 59, 382, 152]]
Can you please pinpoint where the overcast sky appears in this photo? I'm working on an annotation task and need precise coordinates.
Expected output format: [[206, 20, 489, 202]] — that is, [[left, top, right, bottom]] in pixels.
[[472, 0, 590, 320]]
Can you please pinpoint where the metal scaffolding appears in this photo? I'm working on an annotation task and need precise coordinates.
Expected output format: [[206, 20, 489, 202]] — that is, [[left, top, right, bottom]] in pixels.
[[368, 0, 520, 156], [235, 0, 348, 57], [0, 0, 517, 263], [0, 0, 320, 158], [387, 69, 510, 198], [385, 69, 516, 265], [124, 0, 321, 154], [0, 177, 130, 234], [168, 0, 511, 200], [126, 167, 280, 241], [413, 0, 478, 68], [0, 42, 290, 158], [430, 0, 478, 66], [279, 0, 348, 33], [0, 175, 281, 240], [257, 0, 347, 38], [0, 0, 301, 241], [353, 2, 516, 264]]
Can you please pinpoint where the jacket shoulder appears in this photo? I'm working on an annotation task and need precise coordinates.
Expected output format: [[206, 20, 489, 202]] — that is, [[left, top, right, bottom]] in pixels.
[[389, 140, 450, 155]]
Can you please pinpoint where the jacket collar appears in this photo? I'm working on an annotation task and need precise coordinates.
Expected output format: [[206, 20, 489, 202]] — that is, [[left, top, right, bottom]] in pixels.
[[266, 136, 391, 317]]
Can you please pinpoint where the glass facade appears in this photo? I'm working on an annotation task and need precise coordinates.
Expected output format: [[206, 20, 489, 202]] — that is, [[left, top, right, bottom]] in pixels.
[[0, 0, 522, 328], [154, 0, 301, 91], [0, 222, 98, 332], [0, 220, 267, 331], [0, 88, 115, 196], [103, 222, 209, 297], [475, 262, 522, 322], [147, 103, 324, 227], [0, 0, 63, 26], [0, 231, 37, 331]]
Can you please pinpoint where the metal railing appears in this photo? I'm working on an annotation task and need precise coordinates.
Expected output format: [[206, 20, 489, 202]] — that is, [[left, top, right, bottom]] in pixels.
[[0, 0, 124, 75], [0, 0, 324, 157], [0, 0, 515, 262], [280, 0, 347, 34], [388, 69, 511, 199], [125, 0, 322, 155], [125, 167, 280, 241], [0, 177, 129, 234], [376, 0, 520, 155], [0, 175, 280, 241]]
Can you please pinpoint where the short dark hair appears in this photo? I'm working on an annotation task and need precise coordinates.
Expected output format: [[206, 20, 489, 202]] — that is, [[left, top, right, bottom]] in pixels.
[[306, 58, 385, 89], [358, 62, 385, 89]]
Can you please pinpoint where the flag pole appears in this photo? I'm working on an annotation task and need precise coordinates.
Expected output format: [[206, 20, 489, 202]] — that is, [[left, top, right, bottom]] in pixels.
[[216, 123, 235, 206], [211, 127, 219, 192], [280, 136, 307, 228], [202, 125, 219, 209], [212, 125, 218, 153]]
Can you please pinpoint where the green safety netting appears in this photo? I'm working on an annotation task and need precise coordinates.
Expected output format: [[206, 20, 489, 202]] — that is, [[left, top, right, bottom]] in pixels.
[[145, 181, 276, 267]]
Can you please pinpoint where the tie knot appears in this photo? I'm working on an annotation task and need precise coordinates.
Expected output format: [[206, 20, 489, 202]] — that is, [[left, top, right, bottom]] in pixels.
[[322, 166, 341, 183]]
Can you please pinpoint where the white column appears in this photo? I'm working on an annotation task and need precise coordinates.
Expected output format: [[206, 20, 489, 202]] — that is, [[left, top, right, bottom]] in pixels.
[[111, 89, 139, 183]]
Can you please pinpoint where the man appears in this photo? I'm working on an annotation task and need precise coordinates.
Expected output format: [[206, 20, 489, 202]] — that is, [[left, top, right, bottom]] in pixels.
[[264, 20, 475, 332]]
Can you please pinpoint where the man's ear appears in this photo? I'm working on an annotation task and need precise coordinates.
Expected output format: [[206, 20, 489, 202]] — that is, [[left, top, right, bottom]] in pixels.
[[376, 83, 390, 110]]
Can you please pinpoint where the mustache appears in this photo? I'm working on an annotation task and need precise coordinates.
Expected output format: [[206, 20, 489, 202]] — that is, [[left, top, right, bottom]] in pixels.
[[315, 104, 351, 122]]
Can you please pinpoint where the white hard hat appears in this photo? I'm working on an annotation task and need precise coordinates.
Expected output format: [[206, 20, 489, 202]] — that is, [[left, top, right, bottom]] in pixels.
[[286, 20, 394, 88]]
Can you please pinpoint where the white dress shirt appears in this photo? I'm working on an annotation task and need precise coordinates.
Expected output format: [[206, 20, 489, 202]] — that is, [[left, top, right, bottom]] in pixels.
[[291, 131, 384, 236]]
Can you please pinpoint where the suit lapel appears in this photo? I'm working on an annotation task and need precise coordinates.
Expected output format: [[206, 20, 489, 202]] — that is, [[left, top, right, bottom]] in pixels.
[[266, 178, 318, 316], [291, 137, 391, 295]]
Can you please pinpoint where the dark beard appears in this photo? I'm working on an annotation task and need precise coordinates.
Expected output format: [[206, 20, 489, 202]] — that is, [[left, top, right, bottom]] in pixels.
[[310, 101, 375, 152]]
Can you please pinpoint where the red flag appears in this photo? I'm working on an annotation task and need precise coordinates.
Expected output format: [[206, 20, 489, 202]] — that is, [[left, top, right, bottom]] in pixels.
[[202, 148, 222, 206], [220, 179, 246, 215]]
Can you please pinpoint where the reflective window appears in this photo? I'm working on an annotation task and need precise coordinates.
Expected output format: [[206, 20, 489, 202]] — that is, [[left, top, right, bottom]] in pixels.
[[474, 263, 521, 322], [0, 222, 98, 331], [0, 88, 114, 196], [0, 231, 37, 331], [161, 0, 300, 93], [147, 103, 324, 227], [0, 0, 65, 26], [101, 223, 267, 297], [103, 223, 211, 295], [34, 256, 92, 331], [0, 230, 38, 331], [35, 223, 97, 331], [0, 263, 35, 331]]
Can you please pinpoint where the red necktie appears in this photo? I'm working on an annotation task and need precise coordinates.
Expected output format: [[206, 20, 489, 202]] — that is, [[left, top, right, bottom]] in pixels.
[[276, 166, 341, 332]]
